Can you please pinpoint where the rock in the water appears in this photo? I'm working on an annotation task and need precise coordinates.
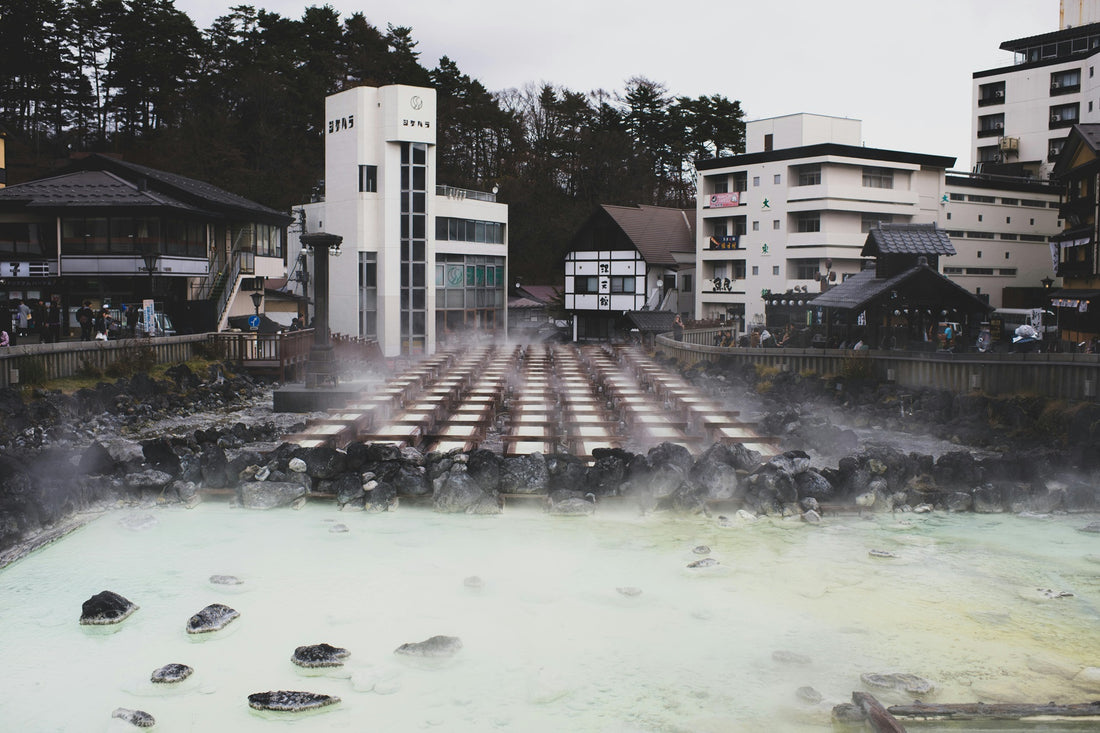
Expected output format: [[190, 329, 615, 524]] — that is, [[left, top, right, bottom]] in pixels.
[[687, 557, 719, 569], [111, 707, 155, 727], [247, 690, 340, 712], [329, 523, 349, 533], [209, 574, 242, 585], [868, 549, 897, 558], [151, 663, 193, 683], [238, 480, 308, 509], [288, 458, 307, 473], [186, 603, 239, 634], [463, 576, 484, 590], [796, 686, 823, 704], [292, 643, 351, 668], [772, 650, 811, 665], [860, 672, 934, 695], [692, 545, 711, 555], [394, 634, 463, 658], [1080, 521, 1100, 533], [80, 590, 138, 625], [616, 586, 643, 597]]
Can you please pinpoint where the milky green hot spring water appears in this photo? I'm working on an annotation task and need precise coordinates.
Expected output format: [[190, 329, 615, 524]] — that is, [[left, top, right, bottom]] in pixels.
[[2, 503, 1099, 732]]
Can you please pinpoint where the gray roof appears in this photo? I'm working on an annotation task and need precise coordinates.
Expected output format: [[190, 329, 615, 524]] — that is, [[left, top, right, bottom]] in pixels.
[[861, 223, 956, 258], [626, 310, 678, 332], [601, 204, 695, 266], [810, 264, 991, 314], [0, 153, 289, 222]]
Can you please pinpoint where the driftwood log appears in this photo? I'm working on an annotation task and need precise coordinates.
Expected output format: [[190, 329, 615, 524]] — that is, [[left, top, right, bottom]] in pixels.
[[888, 700, 1100, 721], [852, 692, 907, 733]]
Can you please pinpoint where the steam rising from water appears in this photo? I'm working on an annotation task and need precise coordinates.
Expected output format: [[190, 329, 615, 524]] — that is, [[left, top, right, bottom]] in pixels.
[[2, 503, 1099, 731]]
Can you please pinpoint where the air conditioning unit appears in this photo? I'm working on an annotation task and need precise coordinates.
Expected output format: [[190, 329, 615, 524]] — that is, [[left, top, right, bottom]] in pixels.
[[1052, 81, 1062, 89], [995, 122, 1004, 129], [1052, 114, 1062, 122], [995, 90, 1005, 98]]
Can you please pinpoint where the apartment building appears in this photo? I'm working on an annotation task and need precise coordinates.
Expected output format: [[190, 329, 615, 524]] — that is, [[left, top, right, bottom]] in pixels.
[[695, 114, 952, 330], [941, 173, 1062, 307], [294, 85, 508, 357], [971, 1, 1100, 178]]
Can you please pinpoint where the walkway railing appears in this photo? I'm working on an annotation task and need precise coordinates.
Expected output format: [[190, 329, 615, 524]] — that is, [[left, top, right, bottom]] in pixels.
[[212, 329, 313, 382], [657, 328, 1100, 402]]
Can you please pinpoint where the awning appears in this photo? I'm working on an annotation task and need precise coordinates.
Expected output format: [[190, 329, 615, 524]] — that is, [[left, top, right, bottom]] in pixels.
[[1049, 289, 1100, 312]]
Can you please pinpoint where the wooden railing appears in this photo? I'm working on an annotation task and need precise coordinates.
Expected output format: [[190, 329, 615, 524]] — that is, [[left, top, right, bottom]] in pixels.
[[212, 329, 313, 382], [0, 335, 208, 388]]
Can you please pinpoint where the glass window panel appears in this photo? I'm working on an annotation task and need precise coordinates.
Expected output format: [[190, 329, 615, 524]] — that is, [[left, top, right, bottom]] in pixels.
[[413, 193, 426, 213], [412, 310, 425, 334], [413, 289, 425, 309], [476, 265, 485, 285], [436, 218, 448, 240], [486, 267, 495, 286], [412, 263, 425, 287], [447, 289, 463, 307], [467, 266, 475, 286], [449, 219, 460, 240], [412, 167, 426, 190], [413, 145, 426, 164], [413, 241, 425, 261], [435, 264, 444, 286], [413, 216, 425, 239], [446, 264, 464, 287]]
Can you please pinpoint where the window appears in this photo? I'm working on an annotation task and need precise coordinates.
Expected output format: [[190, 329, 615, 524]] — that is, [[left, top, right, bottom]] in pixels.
[[752, 221, 760, 231], [753, 176, 760, 187], [796, 212, 821, 232], [0, 222, 55, 256], [610, 276, 635, 293], [436, 217, 505, 244], [732, 172, 747, 192], [712, 223, 727, 237], [977, 251, 982, 258], [1001, 197, 1018, 205], [946, 212, 952, 220], [1050, 102, 1079, 128], [1004, 251, 1010, 259], [978, 113, 1005, 137], [978, 81, 1005, 106], [708, 175, 728, 194], [968, 195, 995, 203], [949, 193, 965, 201], [359, 252, 377, 338], [978, 214, 983, 222], [773, 219, 780, 230], [732, 260, 746, 279], [977, 145, 1000, 163], [1049, 137, 1067, 162], [1050, 68, 1081, 94], [574, 276, 599, 294], [862, 167, 894, 189], [796, 164, 821, 186], [731, 216, 747, 236], [774, 174, 781, 185], [358, 165, 377, 193], [680, 275, 692, 292], [794, 258, 819, 280], [764, 134, 773, 151], [752, 265, 759, 275], [1006, 216, 1011, 223], [772, 266, 780, 276]]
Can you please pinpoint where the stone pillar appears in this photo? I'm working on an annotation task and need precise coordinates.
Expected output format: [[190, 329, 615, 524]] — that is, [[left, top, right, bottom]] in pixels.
[[300, 232, 343, 389]]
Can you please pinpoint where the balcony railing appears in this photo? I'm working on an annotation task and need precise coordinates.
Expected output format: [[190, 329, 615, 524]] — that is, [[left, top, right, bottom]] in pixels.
[[436, 185, 497, 203]]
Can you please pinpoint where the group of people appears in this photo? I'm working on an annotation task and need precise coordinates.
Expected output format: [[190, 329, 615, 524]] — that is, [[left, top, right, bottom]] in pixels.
[[1, 298, 64, 346]]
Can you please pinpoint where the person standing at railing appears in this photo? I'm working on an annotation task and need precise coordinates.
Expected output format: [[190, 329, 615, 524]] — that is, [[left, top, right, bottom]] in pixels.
[[15, 299, 30, 342], [47, 298, 62, 343], [673, 315, 684, 342], [77, 301, 94, 341]]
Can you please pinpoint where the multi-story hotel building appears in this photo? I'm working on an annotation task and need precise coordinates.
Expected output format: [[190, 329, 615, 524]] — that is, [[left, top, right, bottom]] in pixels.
[[971, 1, 1100, 179], [695, 114, 952, 330], [294, 85, 508, 357]]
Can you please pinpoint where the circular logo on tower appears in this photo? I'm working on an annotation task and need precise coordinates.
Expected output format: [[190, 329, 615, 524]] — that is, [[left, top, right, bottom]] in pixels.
[[410, 96, 423, 110]]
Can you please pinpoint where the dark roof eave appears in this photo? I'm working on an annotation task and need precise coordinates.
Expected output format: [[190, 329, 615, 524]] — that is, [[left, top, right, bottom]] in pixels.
[[697, 142, 955, 171]]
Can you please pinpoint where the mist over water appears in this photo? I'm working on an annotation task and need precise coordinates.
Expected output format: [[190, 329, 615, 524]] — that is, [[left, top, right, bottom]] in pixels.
[[2, 502, 1099, 731]]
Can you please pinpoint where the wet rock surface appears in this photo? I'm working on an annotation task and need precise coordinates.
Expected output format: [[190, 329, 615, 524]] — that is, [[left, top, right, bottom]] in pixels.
[[79, 590, 138, 625], [394, 634, 463, 658], [292, 643, 351, 668], [151, 662, 193, 683], [247, 690, 340, 712], [111, 707, 156, 727], [186, 603, 239, 634]]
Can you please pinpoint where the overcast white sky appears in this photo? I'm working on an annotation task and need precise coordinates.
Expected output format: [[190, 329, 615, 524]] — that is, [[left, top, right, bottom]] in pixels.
[[174, 0, 1058, 170]]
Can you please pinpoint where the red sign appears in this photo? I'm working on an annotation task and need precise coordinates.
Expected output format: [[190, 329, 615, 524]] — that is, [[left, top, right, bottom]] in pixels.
[[707, 192, 740, 208]]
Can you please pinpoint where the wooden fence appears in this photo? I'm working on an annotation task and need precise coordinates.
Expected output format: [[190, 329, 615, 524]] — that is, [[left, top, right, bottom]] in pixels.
[[0, 330, 383, 388], [657, 328, 1100, 402]]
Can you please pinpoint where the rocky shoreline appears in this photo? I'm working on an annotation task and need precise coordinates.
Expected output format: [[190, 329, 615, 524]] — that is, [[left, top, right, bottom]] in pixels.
[[1, 355, 1099, 564]]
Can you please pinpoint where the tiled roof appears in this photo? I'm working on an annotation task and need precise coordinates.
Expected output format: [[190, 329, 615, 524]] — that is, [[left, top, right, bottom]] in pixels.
[[626, 310, 678, 332], [601, 204, 695, 265], [516, 285, 560, 304], [861, 223, 956, 257], [0, 153, 289, 222], [809, 264, 991, 314], [509, 297, 546, 309]]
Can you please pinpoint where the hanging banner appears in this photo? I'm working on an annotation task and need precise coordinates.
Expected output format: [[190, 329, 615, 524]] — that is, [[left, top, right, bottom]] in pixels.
[[706, 192, 740, 208]]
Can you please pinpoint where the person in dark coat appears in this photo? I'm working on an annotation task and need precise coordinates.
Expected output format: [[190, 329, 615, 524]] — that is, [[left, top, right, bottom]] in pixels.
[[47, 298, 62, 343], [32, 299, 47, 342], [77, 300, 94, 341]]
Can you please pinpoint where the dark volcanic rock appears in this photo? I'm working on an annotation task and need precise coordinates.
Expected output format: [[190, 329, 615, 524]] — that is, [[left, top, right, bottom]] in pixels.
[[394, 634, 463, 657], [433, 465, 500, 514], [111, 707, 155, 727], [151, 662, 193, 683], [78, 441, 116, 476], [291, 643, 351, 668], [247, 690, 341, 712], [546, 490, 596, 515], [500, 452, 549, 493], [80, 590, 138, 625], [332, 473, 365, 507], [186, 603, 239, 634], [199, 443, 229, 487], [238, 481, 308, 509], [303, 446, 346, 480]]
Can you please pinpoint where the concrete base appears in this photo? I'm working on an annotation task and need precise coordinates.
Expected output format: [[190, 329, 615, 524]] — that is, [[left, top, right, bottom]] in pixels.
[[273, 381, 368, 413]]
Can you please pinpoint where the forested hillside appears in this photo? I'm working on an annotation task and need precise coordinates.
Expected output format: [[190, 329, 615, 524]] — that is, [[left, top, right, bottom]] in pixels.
[[0, 0, 746, 280]]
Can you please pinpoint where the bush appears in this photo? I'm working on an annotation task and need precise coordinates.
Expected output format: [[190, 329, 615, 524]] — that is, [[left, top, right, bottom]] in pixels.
[[194, 338, 226, 361], [16, 356, 48, 386], [76, 357, 104, 379], [841, 353, 874, 380], [106, 341, 157, 378]]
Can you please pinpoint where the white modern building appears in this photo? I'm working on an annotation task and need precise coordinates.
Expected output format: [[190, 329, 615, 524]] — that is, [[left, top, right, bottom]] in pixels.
[[941, 173, 1062, 307], [293, 85, 508, 357], [971, 0, 1100, 178], [695, 114, 952, 330]]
